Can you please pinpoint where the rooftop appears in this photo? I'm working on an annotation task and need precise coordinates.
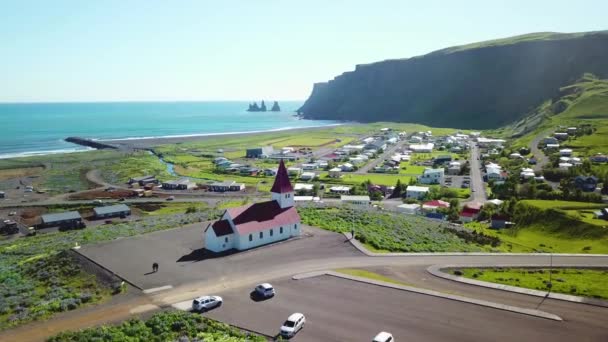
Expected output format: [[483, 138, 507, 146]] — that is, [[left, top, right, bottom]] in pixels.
[[226, 201, 300, 235], [407, 186, 429, 192], [271, 160, 294, 193], [93, 204, 130, 216], [341, 195, 371, 201], [41, 211, 82, 223]]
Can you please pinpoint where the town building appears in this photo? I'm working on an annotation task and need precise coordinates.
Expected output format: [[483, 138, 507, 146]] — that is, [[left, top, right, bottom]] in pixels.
[[554, 132, 569, 140], [300, 172, 317, 181], [302, 163, 319, 170], [476, 137, 506, 147], [40, 211, 83, 228], [544, 137, 559, 145], [409, 143, 434, 153], [294, 183, 314, 194], [418, 168, 445, 185], [422, 200, 450, 212], [204, 160, 301, 253], [559, 149, 573, 157], [329, 186, 351, 194], [365, 141, 387, 151], [208, 181, 245, 192], [246, 146, 274, 158], [459, 202, 482, 222], [340, 195, 371, 207], [162, 178, 196, 190], [590, 154, 608, 163], [93, 204, 131, 219], [447, 161, 462, 175], [0, 191, 4, 199], [405, 186, 429, 199], [397, 203, 421, 215], [328, 167, 342, 178], [574, 176, 598, 192], [340, 163, 354, 172], [128, 175, 158, 186], [490, 214, 512, 229], [433, 155, 452, 165], [287, 167, 302, 176]]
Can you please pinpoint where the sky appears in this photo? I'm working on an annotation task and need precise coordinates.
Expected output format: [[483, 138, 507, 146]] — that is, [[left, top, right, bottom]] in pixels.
[[1, 0, 606, 102]]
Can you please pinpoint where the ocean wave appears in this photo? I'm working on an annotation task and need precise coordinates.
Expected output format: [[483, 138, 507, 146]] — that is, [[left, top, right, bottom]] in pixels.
[[0, 147, 95, 160], [98, 123, 345, 142]]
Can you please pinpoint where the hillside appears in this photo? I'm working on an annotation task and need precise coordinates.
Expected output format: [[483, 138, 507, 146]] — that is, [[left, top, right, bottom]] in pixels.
[[298, 31, 608, 129]]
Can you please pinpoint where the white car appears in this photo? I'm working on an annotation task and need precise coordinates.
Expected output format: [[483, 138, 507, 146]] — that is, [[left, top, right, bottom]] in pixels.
[[254, 283, 275, 298], [280, 313, 305, 338], [373, 331, 394, 342], [192, 295, 222, 312]]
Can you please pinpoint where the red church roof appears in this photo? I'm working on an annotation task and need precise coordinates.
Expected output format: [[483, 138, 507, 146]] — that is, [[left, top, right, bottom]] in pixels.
[[270, 159, 293, 193], [226, 200, 300, 235], [423, 200, 450, 208], [207, 219, 233, 237]]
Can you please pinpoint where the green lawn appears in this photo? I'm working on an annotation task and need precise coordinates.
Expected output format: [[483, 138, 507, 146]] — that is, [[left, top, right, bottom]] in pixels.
[[101, 151, 173, 184], [523, 200, 606, 210], [338, 173, 412, 187], [454, 267, 608, 300], [335, 268, 412, 286]]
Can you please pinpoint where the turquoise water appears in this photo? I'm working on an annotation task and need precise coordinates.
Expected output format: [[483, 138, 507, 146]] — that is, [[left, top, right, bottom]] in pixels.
[[0, 101, 339, 158]]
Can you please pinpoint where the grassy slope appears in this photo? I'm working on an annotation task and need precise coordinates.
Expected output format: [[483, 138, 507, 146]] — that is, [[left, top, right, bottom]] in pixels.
[[502, 74, 608, 151], [455, 267, 608, 300]]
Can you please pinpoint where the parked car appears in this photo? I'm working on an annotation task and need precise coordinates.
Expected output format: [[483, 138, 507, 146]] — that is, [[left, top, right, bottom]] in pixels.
[[373, 331, 394, 342], [280, 313, 305, 338], [192, 295, 222, 312], [254, 283, 275, 298], [166, 196, 175, 201]]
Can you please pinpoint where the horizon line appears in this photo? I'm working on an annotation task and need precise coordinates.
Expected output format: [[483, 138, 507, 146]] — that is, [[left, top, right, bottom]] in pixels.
[[0, 99, 306, 105]]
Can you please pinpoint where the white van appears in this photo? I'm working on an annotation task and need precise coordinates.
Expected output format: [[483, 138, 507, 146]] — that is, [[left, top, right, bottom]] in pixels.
[[373, 331, 394, 342]]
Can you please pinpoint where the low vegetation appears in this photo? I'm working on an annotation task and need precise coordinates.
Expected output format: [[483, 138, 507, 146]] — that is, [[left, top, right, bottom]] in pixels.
[[453, 267, 608, 300], [47, 310, 265, 342], [101, 151, 173, 184], [0, 210, 219, 330], [299, 207, 483, 252]]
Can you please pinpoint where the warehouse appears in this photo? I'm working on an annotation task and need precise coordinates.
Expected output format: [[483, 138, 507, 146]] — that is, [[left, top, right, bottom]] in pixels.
[[40, 211, 83, 229], [94, 204, 131, 219]]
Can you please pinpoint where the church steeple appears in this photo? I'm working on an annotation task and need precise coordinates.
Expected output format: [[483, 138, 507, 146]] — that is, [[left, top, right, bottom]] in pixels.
[[271, 159, 294, 208]]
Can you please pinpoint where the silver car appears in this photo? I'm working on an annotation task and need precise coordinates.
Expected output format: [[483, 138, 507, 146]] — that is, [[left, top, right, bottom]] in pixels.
[[192, 295, 223, 312], [254, 283, 276, 298]]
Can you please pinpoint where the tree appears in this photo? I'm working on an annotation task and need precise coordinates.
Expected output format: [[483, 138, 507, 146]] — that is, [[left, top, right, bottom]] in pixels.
[[447, 199, 460, 221], [391, 179, 406, 198]]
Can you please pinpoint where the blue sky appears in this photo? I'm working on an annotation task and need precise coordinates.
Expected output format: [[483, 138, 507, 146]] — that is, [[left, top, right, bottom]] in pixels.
[[1, 0, 606, 102]]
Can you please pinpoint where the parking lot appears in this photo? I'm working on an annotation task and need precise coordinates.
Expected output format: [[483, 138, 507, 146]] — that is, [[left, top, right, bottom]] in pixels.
[[444, 175, 469, 189], [201, 275, 581, 342]]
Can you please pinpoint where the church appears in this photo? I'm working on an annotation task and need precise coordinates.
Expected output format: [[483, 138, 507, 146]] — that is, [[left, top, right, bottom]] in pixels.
[[204, 159, 301, 253]]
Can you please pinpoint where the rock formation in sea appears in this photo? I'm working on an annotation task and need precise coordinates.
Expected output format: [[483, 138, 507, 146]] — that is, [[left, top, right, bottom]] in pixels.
[[271, 101, 281, 112]]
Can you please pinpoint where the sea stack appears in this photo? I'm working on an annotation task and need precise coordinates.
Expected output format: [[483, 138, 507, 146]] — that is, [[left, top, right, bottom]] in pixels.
[[260, 100, 267, 111], [271, 101, 281, 112]]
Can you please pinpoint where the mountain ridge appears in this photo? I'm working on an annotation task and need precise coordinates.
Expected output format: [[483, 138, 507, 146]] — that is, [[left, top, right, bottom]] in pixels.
[[299, 30, 608, 129]]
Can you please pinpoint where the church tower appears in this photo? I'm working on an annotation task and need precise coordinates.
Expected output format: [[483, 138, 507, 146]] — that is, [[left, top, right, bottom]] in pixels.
[[271, 159, 294, 208]]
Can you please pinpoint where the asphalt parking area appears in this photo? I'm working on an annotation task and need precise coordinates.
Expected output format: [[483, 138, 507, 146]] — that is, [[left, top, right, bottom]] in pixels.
[[77, 224, 359, 290], [201, 275, 581, 342]]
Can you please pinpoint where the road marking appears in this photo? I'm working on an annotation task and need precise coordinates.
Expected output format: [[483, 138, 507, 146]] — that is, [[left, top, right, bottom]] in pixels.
[[143, 285, 173, 294]]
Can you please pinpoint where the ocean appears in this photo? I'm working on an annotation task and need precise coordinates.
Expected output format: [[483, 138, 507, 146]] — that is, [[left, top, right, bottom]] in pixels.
[[0, 101, 340, 159]]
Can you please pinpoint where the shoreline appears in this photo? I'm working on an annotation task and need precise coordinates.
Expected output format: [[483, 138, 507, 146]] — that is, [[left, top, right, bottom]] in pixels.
[[0, 123, 354, 159], [101, 123, 351, 149]]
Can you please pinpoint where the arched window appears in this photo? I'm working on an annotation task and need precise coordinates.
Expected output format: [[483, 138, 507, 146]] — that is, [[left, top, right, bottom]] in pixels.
[[270, 229, 273, 236], [259, 231, 263, 239], [280, 227, 283, 234], [249, 234, 252, 242]]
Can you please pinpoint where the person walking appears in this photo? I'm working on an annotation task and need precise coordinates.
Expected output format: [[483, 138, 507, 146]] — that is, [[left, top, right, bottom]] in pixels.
[[152, 262, 159, 273]]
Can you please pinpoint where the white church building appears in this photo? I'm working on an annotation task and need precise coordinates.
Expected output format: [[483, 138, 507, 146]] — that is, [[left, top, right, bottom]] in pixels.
[[204, 160, 301, 253]]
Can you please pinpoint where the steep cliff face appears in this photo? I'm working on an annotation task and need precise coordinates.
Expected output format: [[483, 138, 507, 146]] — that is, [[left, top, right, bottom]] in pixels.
[[299, 31, 608, 129]]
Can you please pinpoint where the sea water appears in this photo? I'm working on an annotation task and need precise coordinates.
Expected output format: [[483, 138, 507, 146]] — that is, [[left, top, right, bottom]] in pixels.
[[0, 101, 339, 158]]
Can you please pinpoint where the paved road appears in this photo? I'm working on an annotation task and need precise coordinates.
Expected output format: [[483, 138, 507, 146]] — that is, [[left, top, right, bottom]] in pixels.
[[529, 130, 559, 189], [468, 142, 487, 203], [204, 275, 606, 342]]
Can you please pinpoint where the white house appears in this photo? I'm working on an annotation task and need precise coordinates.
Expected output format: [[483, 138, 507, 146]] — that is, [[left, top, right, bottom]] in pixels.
[[559, 162, 573, 170], [406, 186, 429, 199], [397, 203, 421, 215], [204, 160, 301, 253], [340, 195, 371, 207], [559, 149, 573, 157], [287, 167, 302, 176], [545, 144, 560, 150], [329, 186, 351, 194], [300, 172, 317, 181], [294, 183, 314, 193], [418, 168, 444, 185], [329, 167, 342, 178], [340, 163, 354, 172], [302, 163, 318, 170], [409, 143, 434, 153], [520, 168, 535, 179], [447, 161, 462, 175]]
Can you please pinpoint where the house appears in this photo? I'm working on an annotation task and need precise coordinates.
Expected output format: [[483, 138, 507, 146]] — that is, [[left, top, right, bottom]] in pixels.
[[545, 144, 560, 150], [340, 163, 354, 172], [349, 156, 366, 166], [574, 176, 598, 192], [294, 183, 314, 194], [329, 186, 351, 194], [590, 154, 608, 163], [459, 202, 482, 222], [213, 157, 228, 164], [422, 200, 450, 212], [94, 204, 131, 219], [204, 160, 301, 253], [559, 162, 573, 170], [365, 141, 387, 151], [490, 214, 511, 229], [329, 167, 342, 178], [434, 155, 452, 165], [216, 160, 233, 169], [264, 168, 278, 176], [509, 153, 522, 159], [593, 208, 608, 220], [287, 167, 302, 176], [162, 178, 196, 190], [239, 167, 260, 176], [486, 199, 504, 206], [208, 181, 245, 192], [340, 195, 371, 207], [246, 146, 274, 158], [559, 149, 573, 157], [520, 168, 536, 179], [409, 143, 434, 153], [269, 153, 297, 161], [362, 137, 375, 144], [405, 186, 429, 199], [40, 211, 83, 228], [447, 161, 462, 175], [317, 160, 329, 168], [554, 132, 569, 140], [567, 127, 577, 135], [476, 137, 506, 147], [450, 146, 463, 153], [418, 168, 444, 185], [302, 163, 319, 170], [544, 137, 559, 145], [299, 172, 317, 181], [0, 191, 4, 199], [342, 144, 365, 154], [397, 203, 421, 215]]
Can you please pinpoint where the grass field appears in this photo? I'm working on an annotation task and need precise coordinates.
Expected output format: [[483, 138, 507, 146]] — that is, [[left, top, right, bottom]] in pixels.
[[454, 267, 608, 300], [0, 166, 45, 181], [299, 207, 482, 252], [335, 268, 412, 286]]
